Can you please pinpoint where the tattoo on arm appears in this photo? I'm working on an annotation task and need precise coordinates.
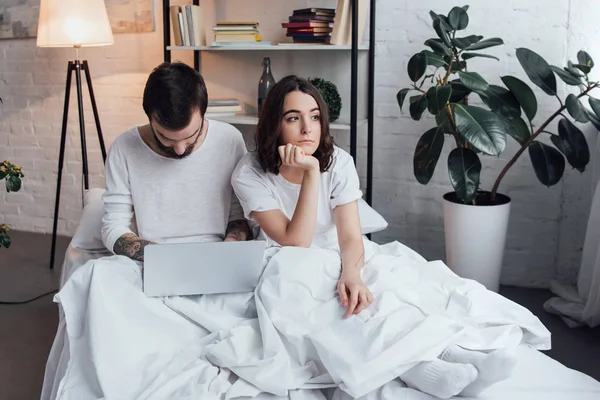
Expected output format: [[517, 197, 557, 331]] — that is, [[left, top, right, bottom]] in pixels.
[[225, 219, 251, 241], [113, 233, 155, 261]]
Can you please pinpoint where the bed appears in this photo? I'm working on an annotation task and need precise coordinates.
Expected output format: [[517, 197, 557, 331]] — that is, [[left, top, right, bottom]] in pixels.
[[40, 189, 600, 400]]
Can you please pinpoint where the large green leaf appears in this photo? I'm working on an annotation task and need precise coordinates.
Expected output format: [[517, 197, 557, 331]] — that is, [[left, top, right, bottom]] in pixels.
[[448, 147, 482, 203], [584, 107, 600, 130], [6, 176, 21, 193], [426, 85, 453, 114], [453, 104, 507, 155], [516, 48, 557, 96], [435, 111, 453, 133], [0, 169, 6, 181], [414, 126, 445, 184], [578, 50, 594, 70], [528, 141, 565, 186], [461, 52, 499, 61], [451, 35, 483, 49], [549, 65, 583, 86], [565, 94, 589, 123], [501, 116, 531, 145], [433, 18, 452, 47], [409, 95, 428, 120], [397, 88, 411, 111], [422, 50, 447, 67], [448, 6, 469, 30], [566, 61, 584, 77], [0, 231, 10, 249], [407, 53, 427, 82], [557, 118, 590, 172], [424, 39, 451, 56], [463, 37, 504, 51], [478, 84, 521, 119], [573, 63, 592, 74], [588, 97, 600, 121], [500, 75, 538, 121], [458, 71, 488, 92], [448, 79, 471, 103]]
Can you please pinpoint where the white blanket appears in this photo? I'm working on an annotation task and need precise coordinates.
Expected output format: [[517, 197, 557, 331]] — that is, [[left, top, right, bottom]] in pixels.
[[53, 240, 551, 399]]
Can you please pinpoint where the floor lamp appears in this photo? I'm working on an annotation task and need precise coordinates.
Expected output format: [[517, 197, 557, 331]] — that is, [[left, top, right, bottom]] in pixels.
[[37, 0, 114, 269]]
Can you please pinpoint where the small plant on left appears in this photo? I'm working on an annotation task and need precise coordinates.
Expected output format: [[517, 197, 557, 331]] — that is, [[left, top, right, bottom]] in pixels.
[[0, 160, 24, 248]]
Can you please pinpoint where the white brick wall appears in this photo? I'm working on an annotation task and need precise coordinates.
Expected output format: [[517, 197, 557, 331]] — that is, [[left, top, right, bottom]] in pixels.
[[0, 0, 598, 287]]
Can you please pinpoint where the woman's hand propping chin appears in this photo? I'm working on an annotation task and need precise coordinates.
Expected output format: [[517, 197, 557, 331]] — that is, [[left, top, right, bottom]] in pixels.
[[278, 143, 319, 172]]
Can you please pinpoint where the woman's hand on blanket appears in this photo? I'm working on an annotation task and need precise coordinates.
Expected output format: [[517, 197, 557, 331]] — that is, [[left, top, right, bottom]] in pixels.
[[278, 144, 319, 171], [337, 271, 374, 318]]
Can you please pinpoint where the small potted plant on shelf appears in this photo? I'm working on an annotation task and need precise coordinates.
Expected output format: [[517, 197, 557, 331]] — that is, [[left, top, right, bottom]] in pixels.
[[397, 5, 599, 291], [0, 160, 24, 249]]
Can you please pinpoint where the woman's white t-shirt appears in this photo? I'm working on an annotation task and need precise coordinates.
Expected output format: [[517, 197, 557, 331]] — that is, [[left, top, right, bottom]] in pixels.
[[231, 147, 363, 249]]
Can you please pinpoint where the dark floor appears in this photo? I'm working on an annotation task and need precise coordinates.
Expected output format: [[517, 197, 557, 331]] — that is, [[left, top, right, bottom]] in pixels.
[[0, 231, 599, 400]]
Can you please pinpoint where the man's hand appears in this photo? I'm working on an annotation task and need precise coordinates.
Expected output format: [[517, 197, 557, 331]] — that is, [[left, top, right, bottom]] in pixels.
[[224, 219, 251, 242], [113, 233, 156, 262], [337, 270, 374, 318]]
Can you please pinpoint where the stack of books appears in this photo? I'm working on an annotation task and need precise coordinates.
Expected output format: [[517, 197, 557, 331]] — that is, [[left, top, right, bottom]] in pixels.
[[205, 99, 242, 118], [212, 22, 269, 46], [282, 8, 335, 44]]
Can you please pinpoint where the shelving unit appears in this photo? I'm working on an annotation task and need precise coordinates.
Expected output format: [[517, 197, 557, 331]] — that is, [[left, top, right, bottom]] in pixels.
[[167, 44, 370, 51], [204, 113, 365, 131], [162, 0, 376, 204]]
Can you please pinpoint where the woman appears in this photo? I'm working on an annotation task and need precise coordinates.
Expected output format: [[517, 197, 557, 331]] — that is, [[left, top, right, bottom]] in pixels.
[[231, 76, 547, 398]]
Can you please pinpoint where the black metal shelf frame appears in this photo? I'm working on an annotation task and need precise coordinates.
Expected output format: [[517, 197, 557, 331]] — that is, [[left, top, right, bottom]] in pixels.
[[162, 0, 375, 205]]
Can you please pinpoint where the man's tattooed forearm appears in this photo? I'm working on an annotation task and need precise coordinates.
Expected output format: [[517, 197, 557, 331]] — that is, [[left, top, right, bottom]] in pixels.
[[225, 219, 251, 241], [113, 233, 155, 261]]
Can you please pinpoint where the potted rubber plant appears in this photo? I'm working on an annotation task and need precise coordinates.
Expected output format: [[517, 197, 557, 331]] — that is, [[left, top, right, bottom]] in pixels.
[[0, 160, 24, 249], [397, 5, 599, 291]]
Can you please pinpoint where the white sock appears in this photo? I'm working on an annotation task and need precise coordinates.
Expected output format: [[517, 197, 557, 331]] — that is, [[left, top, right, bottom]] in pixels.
[[440, 345, 517, 397], [401, 359, 478, 399]]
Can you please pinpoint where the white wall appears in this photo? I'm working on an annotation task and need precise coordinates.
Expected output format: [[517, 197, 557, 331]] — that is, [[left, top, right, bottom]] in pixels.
[[0, 0, 598, 287]]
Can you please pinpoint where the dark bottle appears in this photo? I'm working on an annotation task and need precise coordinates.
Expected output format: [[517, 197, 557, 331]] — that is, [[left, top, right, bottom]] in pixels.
[[258, 57, 276, 115]]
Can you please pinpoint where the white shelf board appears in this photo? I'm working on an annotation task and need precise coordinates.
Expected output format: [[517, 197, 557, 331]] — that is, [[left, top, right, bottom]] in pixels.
[[206, 114, 363, 130], [167, 44, 370, 51]]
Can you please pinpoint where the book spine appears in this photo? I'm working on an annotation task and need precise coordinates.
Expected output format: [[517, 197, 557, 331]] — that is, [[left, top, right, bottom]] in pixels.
[[178, 12, 187, 46], [185, 6, 195, 46]]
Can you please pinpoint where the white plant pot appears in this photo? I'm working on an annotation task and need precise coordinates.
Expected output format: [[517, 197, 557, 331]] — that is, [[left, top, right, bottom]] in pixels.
[[442, 192, 511, 292]]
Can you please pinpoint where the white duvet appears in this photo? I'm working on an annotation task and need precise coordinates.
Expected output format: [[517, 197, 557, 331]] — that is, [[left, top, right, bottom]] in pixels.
[[52, 239, 551, 400]]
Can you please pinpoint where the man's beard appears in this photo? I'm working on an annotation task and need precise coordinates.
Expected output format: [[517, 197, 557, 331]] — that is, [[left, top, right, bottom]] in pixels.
[[152, 119, 204, 159], [153, 136, 196, 159]]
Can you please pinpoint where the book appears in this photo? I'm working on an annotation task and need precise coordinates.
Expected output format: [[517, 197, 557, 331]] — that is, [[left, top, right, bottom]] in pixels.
[[213, 26, 259, 31], [206, 105, 242, 114], [289, 15, 334, 22], [287, 27, 333, 34], [216, 21, 259, 27], [211, 41, 272, 47], [169, 6, 183, 46], [282, 22, 332, 28], [330, 0, 368, 45], [208, 99, 239, 107], [214, 33, 261, 42], [287, 32, 332, 38], [293, 8, 335, 15]]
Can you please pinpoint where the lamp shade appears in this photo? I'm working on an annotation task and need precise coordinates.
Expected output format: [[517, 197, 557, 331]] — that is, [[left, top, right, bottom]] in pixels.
[[37, 0, 114, 47]]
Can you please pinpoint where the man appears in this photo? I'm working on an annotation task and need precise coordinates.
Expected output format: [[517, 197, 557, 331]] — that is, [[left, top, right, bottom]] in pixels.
[[101, 61, 251, 260]]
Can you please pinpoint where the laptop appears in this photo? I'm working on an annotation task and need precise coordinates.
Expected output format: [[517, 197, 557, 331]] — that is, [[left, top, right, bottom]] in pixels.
[[143, 240, 266, 297]]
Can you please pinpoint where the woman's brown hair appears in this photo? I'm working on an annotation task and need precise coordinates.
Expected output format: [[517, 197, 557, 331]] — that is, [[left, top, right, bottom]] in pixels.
[[255, 75, 334, 174]]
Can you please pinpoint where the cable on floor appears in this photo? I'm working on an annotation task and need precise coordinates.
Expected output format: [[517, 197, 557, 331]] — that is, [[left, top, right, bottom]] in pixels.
[[0, 288, 58, 305]]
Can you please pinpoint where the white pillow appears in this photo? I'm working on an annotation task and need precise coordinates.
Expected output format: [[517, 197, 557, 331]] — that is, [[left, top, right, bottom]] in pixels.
[[358, 198, 388, 234], [70, 190, 388, 250], [71, 188, 107, 251]]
